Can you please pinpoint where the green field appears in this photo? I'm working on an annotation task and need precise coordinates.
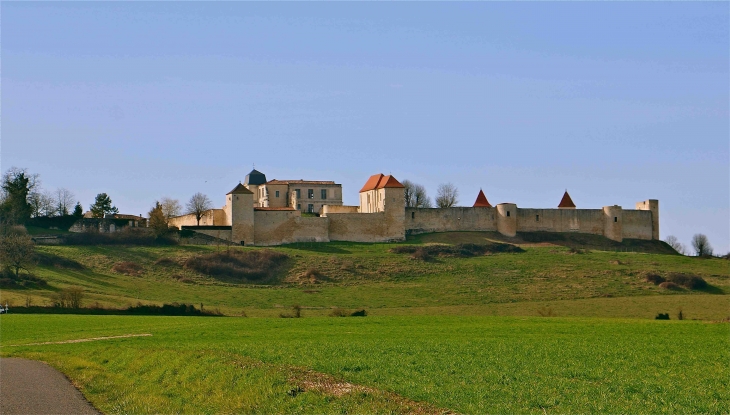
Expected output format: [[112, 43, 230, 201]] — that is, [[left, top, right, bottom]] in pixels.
[[1, 232, 728, 413], [1, 315, 728, 414]]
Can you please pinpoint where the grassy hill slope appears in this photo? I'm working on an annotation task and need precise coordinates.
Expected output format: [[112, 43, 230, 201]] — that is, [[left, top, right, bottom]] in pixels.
[[2, 232, 727, 319]]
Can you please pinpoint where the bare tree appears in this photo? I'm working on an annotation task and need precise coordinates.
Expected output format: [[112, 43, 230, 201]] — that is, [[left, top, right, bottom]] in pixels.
[[0, 231, 35, 278], [403, 180, 432, 208], [55, 188, 75, 216], [435, 183, 459, 208], [691, 234, 713, 257], [664, 235, 686, 255], [28, 190, 56, 217], [186, 193, 213, 226], [160, 197, 182, 221]]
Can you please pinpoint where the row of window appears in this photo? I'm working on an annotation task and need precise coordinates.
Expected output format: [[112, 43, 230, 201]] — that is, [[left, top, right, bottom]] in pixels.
[[262, 189, 330, 200]]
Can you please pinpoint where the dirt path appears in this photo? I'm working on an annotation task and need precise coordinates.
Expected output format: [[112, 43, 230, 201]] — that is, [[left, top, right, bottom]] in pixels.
[[0, 358, 100, 415]]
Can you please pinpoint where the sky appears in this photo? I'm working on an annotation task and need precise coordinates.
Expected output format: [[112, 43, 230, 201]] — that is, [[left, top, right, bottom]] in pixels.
[[2, 2, 728, 253]]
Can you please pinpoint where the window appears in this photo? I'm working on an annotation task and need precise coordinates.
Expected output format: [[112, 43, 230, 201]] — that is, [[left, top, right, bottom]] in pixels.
[[507, 211, 510, 217], [321, 189, 327, 199], [275, 191, 280, 198], [295, 189, 301, 198], [297, 204, 301, 210], [411, 212, 415, 219], [536, 215, 539, 221], [308, 189, 314, 199], [308, 204, 314, 213], [614, 217, 618, 223]]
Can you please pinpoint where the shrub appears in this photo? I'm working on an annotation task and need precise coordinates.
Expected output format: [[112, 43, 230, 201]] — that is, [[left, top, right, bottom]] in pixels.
[[125, 302, 221, 316], [154, 257, 178, 267], [411, 248, 431, 261], [350, 309, 367, 317], [568, 248, 585, 254], [280, 304, 302, 318], [112, 261, 144, 276], [390, 242, 523, 259], [0, 269, 47, 288], [34, 252, 85, 270], [185, 249, 288, 282], [329, 307, 349, 317], [63, 229, 177, 246], [53, 286, 84, 308], [667, 273, 708, 290], [655, 313, 670, 320], [659, 281, 681, 290], [645, 273, 666, 285]]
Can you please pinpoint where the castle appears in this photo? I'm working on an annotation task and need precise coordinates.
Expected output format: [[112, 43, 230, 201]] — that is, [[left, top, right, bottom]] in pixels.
[[168, 169, 659, 246]]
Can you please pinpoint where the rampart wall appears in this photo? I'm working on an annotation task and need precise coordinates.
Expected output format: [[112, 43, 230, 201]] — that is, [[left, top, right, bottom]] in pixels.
[[327, 212, 403, 242], [405, 207, 496, 234], [253, 210, 330, 246], [621, 210, 653, 240], [169, 209, 227, 228], [516, 208, 604, 235]]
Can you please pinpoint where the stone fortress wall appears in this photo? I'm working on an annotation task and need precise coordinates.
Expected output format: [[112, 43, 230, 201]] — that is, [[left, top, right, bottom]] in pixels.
[[167, 170, 659, 246]]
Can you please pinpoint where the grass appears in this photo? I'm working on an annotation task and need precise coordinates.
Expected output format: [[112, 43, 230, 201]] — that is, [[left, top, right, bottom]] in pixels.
[[1, 232, 727, 319], [1, 314, 728, 414]]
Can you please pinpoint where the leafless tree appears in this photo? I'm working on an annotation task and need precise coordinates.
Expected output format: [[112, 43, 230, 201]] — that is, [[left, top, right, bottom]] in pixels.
[[403, 180, 432, 208], [664, 235, 686, 255], [160, 197, 182, 221], [691, 234, 713, 257], [0, 231, 35, 278], [55, 188, 75, 216], [435, 183, 459, 208], [186, 193, 213, 226], [28, 190, 56, 217]]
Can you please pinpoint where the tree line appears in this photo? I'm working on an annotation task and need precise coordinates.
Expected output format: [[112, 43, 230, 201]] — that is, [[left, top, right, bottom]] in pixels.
[[403, 180, 460, 208]]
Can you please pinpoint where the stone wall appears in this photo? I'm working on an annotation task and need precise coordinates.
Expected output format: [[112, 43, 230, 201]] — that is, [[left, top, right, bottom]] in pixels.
[[516, 208, 604, 235], [321, 205, 360, 215], [169, 209, 227, 228], [253, 210, 330, 246], [327, 212, 403, 242], [405, 207, 496, 234], [181, 226, 233, 242], [622, 209, 653, 240]]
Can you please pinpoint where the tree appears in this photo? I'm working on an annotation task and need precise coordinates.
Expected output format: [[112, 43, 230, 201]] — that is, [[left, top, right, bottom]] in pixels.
[[186, 193, 213, 226], [691, 234, 713, 257], [148, 201, 168, 238], [665, 235, 686, 255], [0, 231, 35, 278], [89, 193, 119, 218], [28, 190, 56, 218], [160, 197, 182, 221], [403, 180, 433, 208], [435, 183, 459, 208], [72, 202, 84, 218], [0, 167, 38, 224], [55, 188, 75, 216]]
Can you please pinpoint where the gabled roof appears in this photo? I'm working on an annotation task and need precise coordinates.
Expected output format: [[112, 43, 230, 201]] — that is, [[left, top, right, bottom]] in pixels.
[[266, 179, 338, 186], [558, 190, 576, 208], [244, 169, 267, 186], [473, 189, 492, 208], [227, 182, 253, 195], [359, 173, 405, 193]]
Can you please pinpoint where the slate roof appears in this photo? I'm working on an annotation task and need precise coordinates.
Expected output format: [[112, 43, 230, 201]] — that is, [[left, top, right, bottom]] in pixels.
[[359, 174, 405, 193], [558, 191, 576, 208], [473, 189, 492, 208], [244, 169, 267, 186], [227, 182, 253, 195], [266, 179, 338, 186]]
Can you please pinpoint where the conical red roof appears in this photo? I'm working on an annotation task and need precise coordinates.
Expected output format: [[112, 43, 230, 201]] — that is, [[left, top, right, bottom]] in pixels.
[[473, 189, 492, 208], [558, 191, 576, 208]]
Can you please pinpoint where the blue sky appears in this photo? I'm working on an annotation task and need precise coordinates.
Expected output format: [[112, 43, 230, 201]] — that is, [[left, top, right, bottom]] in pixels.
[[2, 2, 728, 252]]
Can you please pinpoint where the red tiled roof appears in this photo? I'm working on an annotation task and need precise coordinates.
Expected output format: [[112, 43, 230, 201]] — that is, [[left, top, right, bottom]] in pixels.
[[359, 173, 405, 193], [473, 189, 492, 208], [266, 179, 338, 185], [254, 207, 296, 211], [558, 191, 576, 208]]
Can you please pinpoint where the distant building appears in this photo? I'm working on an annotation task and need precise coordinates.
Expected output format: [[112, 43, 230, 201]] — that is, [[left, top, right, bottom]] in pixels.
[[242, 169, 343, 214]]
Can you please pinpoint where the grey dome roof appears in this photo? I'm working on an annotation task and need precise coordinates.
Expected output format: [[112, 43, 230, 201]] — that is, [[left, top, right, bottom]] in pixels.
[[244, 169, 266, 186]]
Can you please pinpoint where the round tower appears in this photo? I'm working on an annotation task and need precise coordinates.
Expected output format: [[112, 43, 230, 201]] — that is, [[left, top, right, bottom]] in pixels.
[[496, 203, 517, 237], [603, 205, 623, 242]]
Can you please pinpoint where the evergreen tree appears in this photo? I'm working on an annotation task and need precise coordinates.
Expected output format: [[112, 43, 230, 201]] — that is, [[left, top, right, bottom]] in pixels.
[[89, 193, 119, 218], [0, 167, 36, 225], [72, 202, 84, 218], [148, 201, 168, 238]]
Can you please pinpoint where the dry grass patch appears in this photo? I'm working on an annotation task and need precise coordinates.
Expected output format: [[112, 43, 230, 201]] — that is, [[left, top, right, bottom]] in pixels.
[[185, 249, 288, 283], [112, 261, 144, 276]]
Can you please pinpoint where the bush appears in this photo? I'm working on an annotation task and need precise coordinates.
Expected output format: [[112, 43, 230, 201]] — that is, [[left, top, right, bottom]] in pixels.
[[666, 273, 708, 290], [280, 304, 302, 318], [329, 307, 349, 317], [63, 229, 177, 246], [53, 286, 84, 308], [154, 257, 178, 267], [645, 273, 666, 285], [0, 269, 47, 288], [112, 261, 144, 276], [390, 242, 523, 259], [350, 309, 367, 317], [655, 313, 670, 320], [125, 302, 222, 316], [185, 249, 288, 282], [659, 281, 681, 290], [34, 252, 85, 270]]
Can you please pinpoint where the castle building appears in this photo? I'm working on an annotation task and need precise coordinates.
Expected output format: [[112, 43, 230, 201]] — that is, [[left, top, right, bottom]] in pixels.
[[168, 171, 659, 246], [242, 169, 343, 214]]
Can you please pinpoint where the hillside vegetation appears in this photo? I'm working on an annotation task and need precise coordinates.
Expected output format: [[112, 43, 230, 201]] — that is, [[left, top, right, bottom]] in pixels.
[[1, 232, 727, 319]]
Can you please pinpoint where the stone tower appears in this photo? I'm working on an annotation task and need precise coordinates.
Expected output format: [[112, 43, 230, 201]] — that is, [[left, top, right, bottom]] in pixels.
[[635, 199, 659, 240], [496, 203, 517, 237], [225, 183, 255, 245]]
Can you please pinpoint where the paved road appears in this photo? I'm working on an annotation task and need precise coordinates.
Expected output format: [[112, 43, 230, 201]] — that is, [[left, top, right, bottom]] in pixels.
[[0, 358, 100, 415]]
